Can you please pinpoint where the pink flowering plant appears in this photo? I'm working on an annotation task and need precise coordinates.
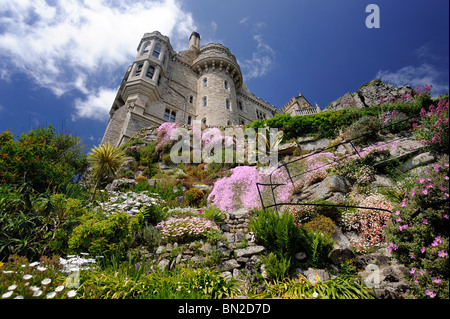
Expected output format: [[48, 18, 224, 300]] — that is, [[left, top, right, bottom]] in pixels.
[[208, 165, 293, 211], [155, 122, 180, 152], [155, 216, 220, 244], [340, 194, 394, 253], [413, 98, 449, 155], [385, 156, 449, 299]]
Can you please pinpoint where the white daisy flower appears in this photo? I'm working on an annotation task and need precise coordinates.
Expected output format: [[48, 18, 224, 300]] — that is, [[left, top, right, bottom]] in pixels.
[[32, 290, 43, 297], [41, 278, 52, 285], [67, 290, 77, 298], [46, 292, 57, 299], [2, 291, 13, 298], [7, 284, 17, 291], [55, 285, 65, 292], [29, 262, 40, 267], [23, 274, 33, 280], [13, 295, 24, 299]]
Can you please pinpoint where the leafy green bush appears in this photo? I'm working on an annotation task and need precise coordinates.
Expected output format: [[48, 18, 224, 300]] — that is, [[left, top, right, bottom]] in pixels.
[[261, 252, 291, 281], [344, 116, 382, 146], [0, 185, 43, 261], [250, 208, 307, 260], [0, 126, 87, 193], [385, 156, 449, 299], [68, 210, 141, 259], [303, 215, 336, 237], [284, 200, 343, 226], [302, 230, 334, 268], [253, 273, 375, 299], [78, 262, 239, 299]]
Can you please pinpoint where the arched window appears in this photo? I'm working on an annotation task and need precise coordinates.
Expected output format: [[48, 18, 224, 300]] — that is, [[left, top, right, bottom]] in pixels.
[[224, 80, 228, 90], [227, 120, 231, 126], [203, 96, 207, 107], [226, 99, 230, 110], [203, 78, 207, 87], [238, 101, 243, 111], [202, 118, 207, 124]]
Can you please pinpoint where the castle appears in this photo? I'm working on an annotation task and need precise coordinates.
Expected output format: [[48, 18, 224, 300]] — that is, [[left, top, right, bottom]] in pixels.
[[102, 31, 319, 146]]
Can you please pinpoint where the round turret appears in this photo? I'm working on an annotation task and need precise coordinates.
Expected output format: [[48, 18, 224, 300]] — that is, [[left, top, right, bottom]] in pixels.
[[192, 44, 243, 126]]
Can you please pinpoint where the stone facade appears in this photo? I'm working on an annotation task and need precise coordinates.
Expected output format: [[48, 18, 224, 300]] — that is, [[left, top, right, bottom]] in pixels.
[[282, 92, 321, 117], [102, 31, 292, 147]]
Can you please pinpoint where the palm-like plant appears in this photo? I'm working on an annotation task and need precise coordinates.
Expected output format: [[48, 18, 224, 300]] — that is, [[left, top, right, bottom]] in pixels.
[[87, 142, 127, 201]]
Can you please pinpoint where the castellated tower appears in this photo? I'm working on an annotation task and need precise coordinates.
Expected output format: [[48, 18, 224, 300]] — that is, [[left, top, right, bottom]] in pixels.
[[101, 31, 280, 147]]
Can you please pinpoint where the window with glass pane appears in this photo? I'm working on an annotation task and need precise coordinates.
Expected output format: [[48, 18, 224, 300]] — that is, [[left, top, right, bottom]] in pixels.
[[153, 46, 161, 58], [146, 65, 155, 79], [164, 109, 170, 121], [170, 111, 176, 122]]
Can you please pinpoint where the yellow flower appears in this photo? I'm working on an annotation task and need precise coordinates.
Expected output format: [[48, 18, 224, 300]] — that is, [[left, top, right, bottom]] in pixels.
[[0, 262, 4, 268]]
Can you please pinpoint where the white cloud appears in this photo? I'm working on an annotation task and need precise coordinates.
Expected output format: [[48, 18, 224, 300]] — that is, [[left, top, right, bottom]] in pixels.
[[240, 34, 276, 81], [0, 0, 196, 120], [73, 87, 117, 121], [376, 63, 449, 96]]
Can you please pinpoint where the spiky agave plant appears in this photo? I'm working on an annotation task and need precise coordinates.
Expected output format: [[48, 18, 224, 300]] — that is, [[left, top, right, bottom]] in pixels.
[[87, 142, 127, 201]]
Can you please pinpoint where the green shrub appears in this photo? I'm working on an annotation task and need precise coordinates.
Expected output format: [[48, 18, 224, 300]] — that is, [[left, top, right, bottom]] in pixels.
[[302, 230, 334, 268], [284, 200, 343, 227], [0, 185, 43, 261], [78, 263, 239, 299], [261, 252, 291, 281], [250, 208, 307, 260], [0, 126, 87, 193], [344, 116, 382, 146], [303, 215, 336, 237], [68, 210, 141, 259], [198, 206, 225, 226], [140, 204, 168, 226], [253, 273, 375, 299], [135, 175, 148, 183], [185, 187, 205, 207]]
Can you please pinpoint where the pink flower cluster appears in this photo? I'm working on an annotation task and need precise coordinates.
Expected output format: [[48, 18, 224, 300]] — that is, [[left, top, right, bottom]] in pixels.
[[208, 165, 293, 211], [155, 216, 218, 242], [341, 194, 394, 253], [155, 122, 180, 151], [293, 152, 337, 189]]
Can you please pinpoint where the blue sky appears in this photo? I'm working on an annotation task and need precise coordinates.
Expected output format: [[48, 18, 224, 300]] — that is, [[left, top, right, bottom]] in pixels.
[[0, 0, 448, 152]]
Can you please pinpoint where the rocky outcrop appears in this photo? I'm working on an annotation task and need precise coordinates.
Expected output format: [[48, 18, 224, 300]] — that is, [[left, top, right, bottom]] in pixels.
[[326, 80, 413, 111], [355, 250, 411, 299]]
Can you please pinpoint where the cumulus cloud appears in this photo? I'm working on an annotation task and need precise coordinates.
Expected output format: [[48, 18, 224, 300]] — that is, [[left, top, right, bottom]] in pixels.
[[73, 87, 117, 121], [240, 34, 276, 81], [376, 44, 449, 96], [0, 0, 196, 120]]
